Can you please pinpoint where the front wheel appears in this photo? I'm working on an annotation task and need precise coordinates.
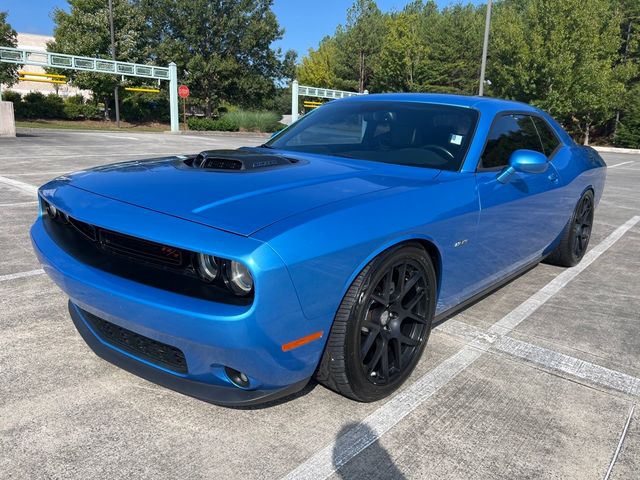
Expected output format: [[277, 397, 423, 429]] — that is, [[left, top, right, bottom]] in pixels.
[[316, 244, 436, 402], [545, 190, 595, 267]]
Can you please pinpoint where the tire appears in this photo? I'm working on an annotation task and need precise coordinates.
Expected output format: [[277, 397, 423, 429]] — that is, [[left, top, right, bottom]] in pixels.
[[315, 243, 437, 402], [545, 190, 595, 267]]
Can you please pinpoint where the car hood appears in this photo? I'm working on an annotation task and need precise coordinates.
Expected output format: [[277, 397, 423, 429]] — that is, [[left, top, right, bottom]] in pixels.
[[61, 148, 441, 236]]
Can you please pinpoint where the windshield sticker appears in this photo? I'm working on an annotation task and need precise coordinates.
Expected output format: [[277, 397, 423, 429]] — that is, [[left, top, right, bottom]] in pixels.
[[449, 134, 463, 145]]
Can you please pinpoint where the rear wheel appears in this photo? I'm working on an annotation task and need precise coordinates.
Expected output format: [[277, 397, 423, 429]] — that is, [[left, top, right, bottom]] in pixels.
[[545, 190, 595, 267], [316, 244, 436, 402]]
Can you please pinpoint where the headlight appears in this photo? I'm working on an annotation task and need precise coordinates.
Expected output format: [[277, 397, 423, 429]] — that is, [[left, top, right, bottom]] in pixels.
[[195, 253, 218, 282], [45, 203, 58, 219], [223, 260, 254, 296]]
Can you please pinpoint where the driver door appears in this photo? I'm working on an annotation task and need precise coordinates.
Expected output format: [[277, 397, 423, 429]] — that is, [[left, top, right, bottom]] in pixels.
[[474, 114, 564, 288]]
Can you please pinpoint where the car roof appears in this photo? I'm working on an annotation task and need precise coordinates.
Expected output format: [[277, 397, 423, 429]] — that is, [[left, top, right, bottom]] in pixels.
[[340, 92, 538, 114]]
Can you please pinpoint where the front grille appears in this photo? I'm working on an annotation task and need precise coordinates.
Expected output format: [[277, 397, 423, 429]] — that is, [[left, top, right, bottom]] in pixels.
[[40, 198, 252, 305], [82, 308, 188, 374], [99, 229, 184, 267]]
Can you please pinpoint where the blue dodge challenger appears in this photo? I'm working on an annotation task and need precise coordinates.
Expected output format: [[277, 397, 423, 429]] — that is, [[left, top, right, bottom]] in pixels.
[[31, 94, 606, 406]]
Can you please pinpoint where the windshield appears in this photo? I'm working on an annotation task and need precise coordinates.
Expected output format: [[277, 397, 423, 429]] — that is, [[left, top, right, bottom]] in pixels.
[[266, 100, 479, 171]]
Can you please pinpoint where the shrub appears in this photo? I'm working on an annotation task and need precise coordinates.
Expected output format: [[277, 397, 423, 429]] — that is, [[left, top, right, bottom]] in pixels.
[[19, 92, 65, 119], [120, 92, 170, 123], [265, 121, 287, 133], [1, 90, 22, 106], [223, 110, 279, 132], [63, 95, 101, 120], [187, 116, 239, 132], [186, 111, 281, 132], [188, 117, 216, 131], [615, 85, 640, 149]]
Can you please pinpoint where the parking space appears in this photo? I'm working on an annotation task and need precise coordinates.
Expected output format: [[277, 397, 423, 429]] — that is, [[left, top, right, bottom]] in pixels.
[[1, 129, 638, 479]]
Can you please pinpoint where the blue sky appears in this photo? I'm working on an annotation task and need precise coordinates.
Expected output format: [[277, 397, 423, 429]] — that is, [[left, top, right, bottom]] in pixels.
[[3, 0, 477, 56]]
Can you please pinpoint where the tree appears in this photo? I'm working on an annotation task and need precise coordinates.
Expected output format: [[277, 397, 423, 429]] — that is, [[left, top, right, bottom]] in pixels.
[[0, 11, 18, 87], [297, 36, 340, 88], [49, 0, 147, 118], [489, 0, 629, 144], [616, 84, 640, 147], [423, 3, 485, 95], [138, 0, 294, 116], [373, 2, 434, 92], [335, 0, 384, 93]]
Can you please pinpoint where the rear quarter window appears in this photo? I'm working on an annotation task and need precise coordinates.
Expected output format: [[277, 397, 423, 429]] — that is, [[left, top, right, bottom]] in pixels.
[[532, 116, 561, 157]]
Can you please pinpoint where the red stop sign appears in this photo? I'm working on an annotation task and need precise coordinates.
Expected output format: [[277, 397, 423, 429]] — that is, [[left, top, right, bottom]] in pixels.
[[178, 85, 190, 98]]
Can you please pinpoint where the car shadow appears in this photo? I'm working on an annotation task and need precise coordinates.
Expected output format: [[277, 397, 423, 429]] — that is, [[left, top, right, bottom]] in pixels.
[[333, 423, 406, 479], [232, 379, 319, 410]]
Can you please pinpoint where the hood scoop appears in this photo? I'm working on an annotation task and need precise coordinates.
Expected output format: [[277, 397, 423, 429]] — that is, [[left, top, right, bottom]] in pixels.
[[186, 149, 300, 172]]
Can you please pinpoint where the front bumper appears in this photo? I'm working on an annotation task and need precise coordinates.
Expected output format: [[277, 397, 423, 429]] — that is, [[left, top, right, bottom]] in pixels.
[[68, 301, 309, 406], [30, 187, 326, 406]]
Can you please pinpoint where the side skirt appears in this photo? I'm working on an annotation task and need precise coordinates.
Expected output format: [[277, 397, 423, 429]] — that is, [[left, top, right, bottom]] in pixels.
[[432, 255, 546, 326]]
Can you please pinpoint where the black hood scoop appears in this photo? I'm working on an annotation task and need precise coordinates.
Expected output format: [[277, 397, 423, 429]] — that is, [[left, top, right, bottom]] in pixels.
[[184, 149, 301, 172]]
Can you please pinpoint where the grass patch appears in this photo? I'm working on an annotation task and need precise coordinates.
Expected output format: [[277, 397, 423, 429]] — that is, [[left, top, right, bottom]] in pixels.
[[16, 119, 171, 132], [223, 110, 281, 132]]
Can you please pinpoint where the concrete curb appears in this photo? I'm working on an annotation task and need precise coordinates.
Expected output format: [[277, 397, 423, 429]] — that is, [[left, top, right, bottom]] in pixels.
[[592, 146, 640, 155]]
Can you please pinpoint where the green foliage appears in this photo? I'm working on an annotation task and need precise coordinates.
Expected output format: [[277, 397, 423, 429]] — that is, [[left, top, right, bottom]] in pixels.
[[615, 85, 640, 148], [187, 117, 239, 132], [373, 4, 433, 92], [299, 0, 640, 144], [0, 11, 18, 86], [120, 92, 169, 123], [187, 110, 281, 132], [488, 0, 630, 143], [298, 36, 341, 89], [223, 110, 280, 132], [49, 0, 147, 111], [7, 92, 101, 120], [62, 95, 101, 120], [1, 90, 22, 106], [19, 93, 65, 119], [138, 0, 295, 115], [336, 0, 385, 92]]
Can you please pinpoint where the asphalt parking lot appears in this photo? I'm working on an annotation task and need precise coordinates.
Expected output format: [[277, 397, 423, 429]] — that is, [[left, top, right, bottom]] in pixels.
[[1, 129, 638, 479]]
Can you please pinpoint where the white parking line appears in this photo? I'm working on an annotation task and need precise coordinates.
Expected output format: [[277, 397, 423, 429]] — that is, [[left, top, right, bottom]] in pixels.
[[604, 403, 636, 480], [439, 319, 640, 397], [608, 161, 635, 168], [0, 171, 70, 177], [282, 215, 640, 480], [0, 269, 44, 283], [0, 175, 38, 195], [0, 201, 39, 207], [2, 152, 179, 159]]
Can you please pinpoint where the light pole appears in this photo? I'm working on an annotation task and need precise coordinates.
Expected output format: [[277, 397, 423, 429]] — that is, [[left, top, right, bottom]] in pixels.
[[108, 0, 120, 127], [614, 15, 638, 140], [478, 0, 492, 96]]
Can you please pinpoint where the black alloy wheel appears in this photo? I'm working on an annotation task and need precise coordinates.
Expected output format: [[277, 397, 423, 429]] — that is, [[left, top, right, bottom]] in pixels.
[[572, 193, 594, 258], [545, 190, 595, 267], [359, 259, 430, 385], [316, 244, 436, 402]]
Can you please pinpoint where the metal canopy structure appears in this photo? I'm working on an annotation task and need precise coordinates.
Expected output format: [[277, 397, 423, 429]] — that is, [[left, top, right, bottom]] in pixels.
[[0, 46, 179, 132], [291, 80, 366, 122]]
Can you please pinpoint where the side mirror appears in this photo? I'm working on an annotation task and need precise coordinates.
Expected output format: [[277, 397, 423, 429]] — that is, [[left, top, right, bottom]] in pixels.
[[497, 149, 549, 184]]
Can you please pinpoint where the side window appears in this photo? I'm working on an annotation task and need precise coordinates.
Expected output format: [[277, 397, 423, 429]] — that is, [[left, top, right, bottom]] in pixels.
[[532, 116, 561, 157], [481, 114, 543, 169]]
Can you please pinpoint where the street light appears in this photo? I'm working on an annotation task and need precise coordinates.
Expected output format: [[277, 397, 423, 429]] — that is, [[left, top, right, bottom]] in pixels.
[[478, 0, 492, 96], [108, 0, 120, 127]]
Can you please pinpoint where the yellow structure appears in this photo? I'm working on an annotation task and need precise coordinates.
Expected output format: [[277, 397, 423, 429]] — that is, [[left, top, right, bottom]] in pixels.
[[124, 87, 161, 94]]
